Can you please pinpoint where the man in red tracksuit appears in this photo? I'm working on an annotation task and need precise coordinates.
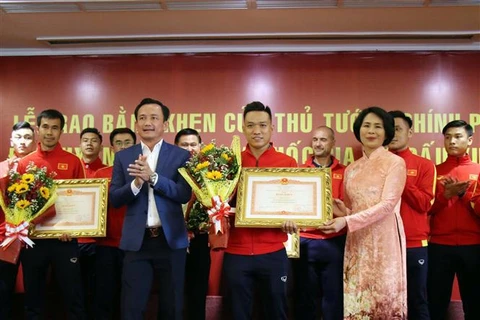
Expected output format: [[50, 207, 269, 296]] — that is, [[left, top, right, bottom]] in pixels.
[[17, 109, 87, 319], [80, 128, 106, 178], [0, 121, 36, 320], [93, 127, 136, 320], [293, 126, 346, 320], [78, 127, 107, 317], [428, 120, 480, 320], [224, 101, 297, 320], [388, 111, 436, 320]]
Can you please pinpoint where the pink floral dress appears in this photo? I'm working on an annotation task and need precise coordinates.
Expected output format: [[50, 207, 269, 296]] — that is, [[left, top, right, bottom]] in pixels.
[[343, 147, 407, 319]]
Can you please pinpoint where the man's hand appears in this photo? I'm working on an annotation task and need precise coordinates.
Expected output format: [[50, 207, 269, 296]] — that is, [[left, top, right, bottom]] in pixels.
[[442, 177, 470, 199], [59, 233, 72, 242], [282, 220, 298, 234], [127, 154, 152, 188], [317, 217, 347, 234]]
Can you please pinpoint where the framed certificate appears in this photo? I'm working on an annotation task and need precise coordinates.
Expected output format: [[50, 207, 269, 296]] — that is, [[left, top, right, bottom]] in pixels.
[[30, 179, 108, 239], [284, 232, 300, 259], [235, 167, 332, 228]]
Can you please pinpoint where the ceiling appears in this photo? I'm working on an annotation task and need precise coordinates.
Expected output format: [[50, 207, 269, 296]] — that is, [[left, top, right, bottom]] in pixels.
[[0, 0, 479, 56]]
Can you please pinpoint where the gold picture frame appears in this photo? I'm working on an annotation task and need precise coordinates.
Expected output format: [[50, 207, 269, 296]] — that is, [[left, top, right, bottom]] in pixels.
[[284, 231, 300, 259], [235, 167, 332, 228], [30, 179, 108, 239]]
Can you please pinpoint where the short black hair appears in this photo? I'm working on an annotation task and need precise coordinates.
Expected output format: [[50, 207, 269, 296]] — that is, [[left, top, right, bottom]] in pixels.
[[134, 98, 170, 122], [174, 128, 202, 145], [12, 121, 34, 133], [353, 106, 395, 146], [388, 110, 413, 128], [109, 128, 136, 146], [80, 127, 103, 142], [442, 120, 473, 137], [243, 101, 272, 121], [37, 109, 65, 130]]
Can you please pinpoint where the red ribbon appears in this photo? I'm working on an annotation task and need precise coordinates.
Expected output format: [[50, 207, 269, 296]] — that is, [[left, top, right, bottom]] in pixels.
[[208, 196, 230, 235], [0, 221, 34, 249]]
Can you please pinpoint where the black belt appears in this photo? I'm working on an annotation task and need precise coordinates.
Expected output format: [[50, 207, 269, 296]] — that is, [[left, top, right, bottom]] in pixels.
[[145, 227, 162, 238]]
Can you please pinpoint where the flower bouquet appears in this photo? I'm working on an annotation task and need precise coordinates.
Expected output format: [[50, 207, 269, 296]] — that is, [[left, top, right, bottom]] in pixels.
[[185, 200, 211, 235], [0, 162, 57, 264], [179, 135, 241, 250]]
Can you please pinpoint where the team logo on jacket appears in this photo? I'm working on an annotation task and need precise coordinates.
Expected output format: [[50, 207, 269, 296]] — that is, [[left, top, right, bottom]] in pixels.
[[407, 169, 417, 176], [58, 163, 68, 170], [333, 173, 343, 179]]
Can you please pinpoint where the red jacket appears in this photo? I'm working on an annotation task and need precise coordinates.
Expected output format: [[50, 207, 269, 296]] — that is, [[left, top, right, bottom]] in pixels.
[[79, 157, 106, 244], [0, 159, 12, 224], [94, 166, 126, 248], [17, 143, 85, 225], [391, 148, 436, 248], [471, 176, 480, 216], [300, 155, 346, 240], [82, 157, 106, 179], [18, 143, 85, 180], [429, 154, 480, 245], [226, 144, 297, 255]]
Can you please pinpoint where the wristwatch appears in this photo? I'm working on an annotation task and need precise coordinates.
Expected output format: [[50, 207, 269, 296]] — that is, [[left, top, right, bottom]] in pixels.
[[149, 172, 158, 186]]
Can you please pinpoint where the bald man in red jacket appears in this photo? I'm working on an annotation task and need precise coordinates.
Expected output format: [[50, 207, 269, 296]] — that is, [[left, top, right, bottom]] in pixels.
[[293, 126, 346, 320]]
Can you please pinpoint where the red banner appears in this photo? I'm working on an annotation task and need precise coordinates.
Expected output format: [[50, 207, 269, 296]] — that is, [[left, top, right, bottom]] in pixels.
[[1, 52, 479, 299], [1, 52, 479, 165]]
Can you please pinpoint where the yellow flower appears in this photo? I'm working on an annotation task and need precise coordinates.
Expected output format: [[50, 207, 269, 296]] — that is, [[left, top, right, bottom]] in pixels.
[[7, 183, 17, 193], [15, 183, 29, 194], [195, 161, 210, 172], [221, 153, 231, 162], [205, 170, 223, 180], [40, 187, 50, 199], [201, 144, 214, 154], [21, 173, 35, 184], [16, 199, 31, 209]]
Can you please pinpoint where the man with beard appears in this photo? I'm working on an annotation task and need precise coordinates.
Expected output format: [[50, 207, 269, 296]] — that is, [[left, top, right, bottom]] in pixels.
[[293, 126, 346, 320]]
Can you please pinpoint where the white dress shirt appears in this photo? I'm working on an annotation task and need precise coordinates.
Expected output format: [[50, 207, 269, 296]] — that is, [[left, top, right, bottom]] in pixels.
[[130, 140, 162, 227]]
